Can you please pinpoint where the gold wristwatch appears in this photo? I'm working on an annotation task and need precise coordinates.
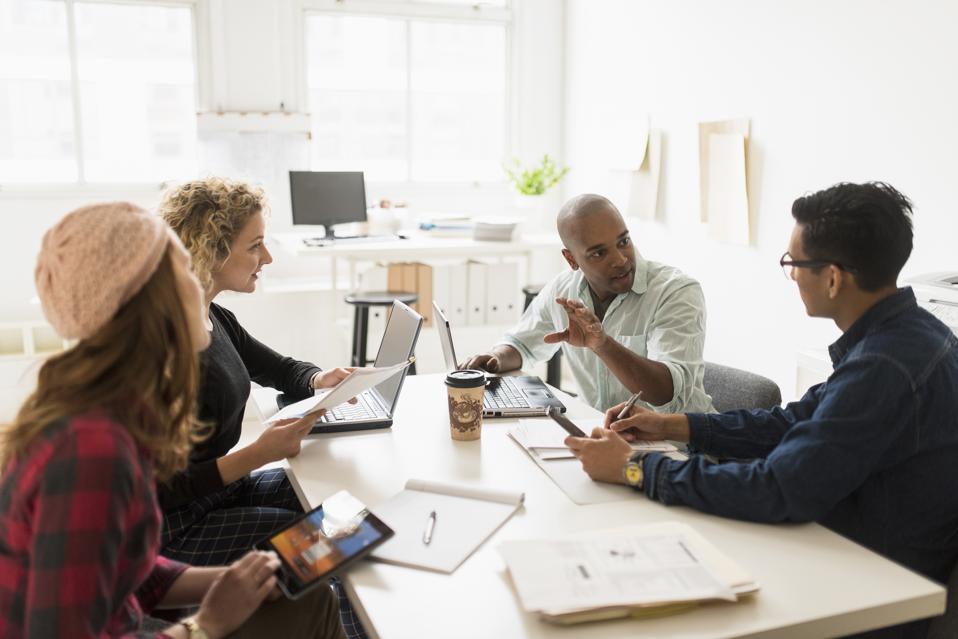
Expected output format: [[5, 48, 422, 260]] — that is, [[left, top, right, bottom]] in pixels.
[[181, 618, 210, 639], [623, 452, 647, 490]]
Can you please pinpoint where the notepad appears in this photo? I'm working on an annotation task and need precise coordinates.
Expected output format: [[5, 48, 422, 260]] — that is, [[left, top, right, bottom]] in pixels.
[[499, 521, 758, 625], [369, 479, 524, 574]]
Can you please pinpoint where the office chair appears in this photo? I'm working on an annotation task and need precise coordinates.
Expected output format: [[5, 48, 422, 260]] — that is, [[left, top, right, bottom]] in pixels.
[[703, 362, 782, 412], [927, 560, 958, 639]]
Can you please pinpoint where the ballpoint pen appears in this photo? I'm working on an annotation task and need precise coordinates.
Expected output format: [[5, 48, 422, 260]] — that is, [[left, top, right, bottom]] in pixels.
[[615, 391, 643, 421], [422, 510, 437, 545]]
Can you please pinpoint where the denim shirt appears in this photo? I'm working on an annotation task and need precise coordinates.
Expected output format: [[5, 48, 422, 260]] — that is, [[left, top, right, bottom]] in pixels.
[[642, 288, 958, 590]]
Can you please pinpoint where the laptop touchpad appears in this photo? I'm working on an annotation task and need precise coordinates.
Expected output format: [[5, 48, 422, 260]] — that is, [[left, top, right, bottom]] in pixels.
[[523, 388, 553, 398]]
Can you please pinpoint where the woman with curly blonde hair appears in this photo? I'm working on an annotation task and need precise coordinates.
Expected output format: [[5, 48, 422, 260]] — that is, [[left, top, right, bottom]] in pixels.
[[158, 178, 366, 638]]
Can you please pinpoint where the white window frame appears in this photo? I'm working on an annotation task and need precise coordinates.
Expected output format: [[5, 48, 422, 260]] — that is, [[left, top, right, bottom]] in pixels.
[[295, 0, 516, 192], [0, 0, 209, 195]]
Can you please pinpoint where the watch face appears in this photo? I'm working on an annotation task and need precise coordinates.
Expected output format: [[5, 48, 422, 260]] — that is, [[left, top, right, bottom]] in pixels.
[[625, 463, 643, 487]]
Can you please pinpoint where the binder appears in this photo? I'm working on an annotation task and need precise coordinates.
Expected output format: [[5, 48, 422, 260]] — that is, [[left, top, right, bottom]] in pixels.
[[485, 262, 519, 325], [432, 264, 452, 318], [466, 260, 488, 325], [359, 264, 389, 356], [447, 262, 468, 326], [416, 263, 433, 328]]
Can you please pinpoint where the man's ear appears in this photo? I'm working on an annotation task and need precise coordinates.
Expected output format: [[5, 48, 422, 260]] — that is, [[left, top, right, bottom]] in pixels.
[[827, 265, 846, 299], [561, 248, 578, 271]]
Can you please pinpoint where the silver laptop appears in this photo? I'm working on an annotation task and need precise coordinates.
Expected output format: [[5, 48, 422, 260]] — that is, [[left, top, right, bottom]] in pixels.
[[277, 300, 422, 433], [433, 301, 566, 418]]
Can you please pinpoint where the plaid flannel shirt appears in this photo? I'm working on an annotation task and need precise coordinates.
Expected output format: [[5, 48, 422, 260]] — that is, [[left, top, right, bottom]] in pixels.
[[0, 413, 188, 638]]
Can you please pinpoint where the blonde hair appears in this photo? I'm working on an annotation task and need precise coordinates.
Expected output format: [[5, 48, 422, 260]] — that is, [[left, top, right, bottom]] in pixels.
[[1, 248, 204, 481], [159, 177, 268, 294]]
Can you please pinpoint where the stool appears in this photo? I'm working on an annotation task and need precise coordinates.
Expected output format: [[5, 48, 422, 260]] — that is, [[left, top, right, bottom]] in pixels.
[[345, 291, 418, 373], [522, 284, 562, 389]]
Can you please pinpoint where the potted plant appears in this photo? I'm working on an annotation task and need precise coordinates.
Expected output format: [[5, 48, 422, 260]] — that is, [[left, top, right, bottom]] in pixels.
[[504, 154, 570, 229]]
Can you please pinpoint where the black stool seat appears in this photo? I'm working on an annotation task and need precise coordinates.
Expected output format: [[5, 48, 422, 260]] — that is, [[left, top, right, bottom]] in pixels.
[[345, 290, 418, 371], [345, 291, 418, 306], [521, 284, 562, 389]]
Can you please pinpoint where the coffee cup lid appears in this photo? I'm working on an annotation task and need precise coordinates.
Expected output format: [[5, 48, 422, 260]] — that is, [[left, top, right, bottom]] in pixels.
[[445, 369, 486, 388]]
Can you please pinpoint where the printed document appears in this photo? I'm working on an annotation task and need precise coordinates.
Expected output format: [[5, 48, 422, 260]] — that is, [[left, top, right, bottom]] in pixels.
[[499, 523, 740, 618], [264, 358, 413, 424]]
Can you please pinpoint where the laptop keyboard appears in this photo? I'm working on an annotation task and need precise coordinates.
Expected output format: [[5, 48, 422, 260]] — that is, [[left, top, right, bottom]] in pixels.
[[319, 392, 387, 423], [484, 377, 531, 410]]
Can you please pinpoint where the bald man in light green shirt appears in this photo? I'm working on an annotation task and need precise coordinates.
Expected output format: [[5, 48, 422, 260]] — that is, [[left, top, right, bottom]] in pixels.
[[463, 194, 714, 413]]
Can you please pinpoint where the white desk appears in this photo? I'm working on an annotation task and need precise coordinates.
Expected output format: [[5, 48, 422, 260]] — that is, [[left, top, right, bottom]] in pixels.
[[266, 375, 945, 639], [270, 232, 560, 309]]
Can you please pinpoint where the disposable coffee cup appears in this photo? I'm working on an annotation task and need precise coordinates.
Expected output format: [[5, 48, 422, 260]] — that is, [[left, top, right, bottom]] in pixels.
[[445, 369, 486, 441]]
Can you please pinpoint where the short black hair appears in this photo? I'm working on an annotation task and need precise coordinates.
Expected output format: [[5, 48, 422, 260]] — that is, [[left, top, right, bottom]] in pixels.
[[791, 182, 913, 292]]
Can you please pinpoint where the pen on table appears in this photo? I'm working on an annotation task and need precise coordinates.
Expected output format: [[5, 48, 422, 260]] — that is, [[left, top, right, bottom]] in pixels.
[[615, 392, 643, 421], [422, 510, 437, 546]]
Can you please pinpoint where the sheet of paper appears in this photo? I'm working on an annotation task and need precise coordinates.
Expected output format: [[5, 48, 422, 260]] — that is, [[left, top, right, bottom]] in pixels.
[[265, 359, 412, 424], [608, 114, 649, 170], [512, 419, 678, 459], [706, 132, 750, 245], [499, 531, 735, 615], [698, 118, 750, 223], [627, 128, 663, 220], [508, 433, 646, 505]]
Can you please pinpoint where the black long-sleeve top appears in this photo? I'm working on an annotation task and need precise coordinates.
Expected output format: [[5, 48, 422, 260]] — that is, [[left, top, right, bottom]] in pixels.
[[158, 303, 321, 509]]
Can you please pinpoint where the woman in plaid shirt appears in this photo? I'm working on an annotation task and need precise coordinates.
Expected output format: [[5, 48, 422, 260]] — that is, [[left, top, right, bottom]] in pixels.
[[0, 203, 344, 639]]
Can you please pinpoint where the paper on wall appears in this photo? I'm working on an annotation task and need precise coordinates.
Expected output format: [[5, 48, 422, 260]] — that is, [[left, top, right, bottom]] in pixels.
[[706, 132, 750, 245], [608, 114, 650, 171], [698, 118, 750, 223], [627, 128, 663, 220]]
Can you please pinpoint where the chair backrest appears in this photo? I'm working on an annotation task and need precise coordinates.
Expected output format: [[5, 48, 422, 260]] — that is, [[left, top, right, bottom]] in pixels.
[[703, 362, 782, 413], [927, 560, 958, 639]]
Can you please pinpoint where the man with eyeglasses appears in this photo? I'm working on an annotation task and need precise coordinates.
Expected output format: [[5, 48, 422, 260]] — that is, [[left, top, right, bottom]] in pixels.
[[564, 182, 958, 639]]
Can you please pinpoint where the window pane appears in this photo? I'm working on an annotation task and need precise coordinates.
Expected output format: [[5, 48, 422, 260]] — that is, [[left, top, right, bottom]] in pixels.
[[409, 21, 505, 181], [306, 15, 407, 182], [0, 0, 77, 182], [74, 2, 196, 182]]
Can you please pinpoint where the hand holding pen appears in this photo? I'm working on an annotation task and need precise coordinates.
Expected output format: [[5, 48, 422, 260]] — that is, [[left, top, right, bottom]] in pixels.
[[602, 392, 664, 442]]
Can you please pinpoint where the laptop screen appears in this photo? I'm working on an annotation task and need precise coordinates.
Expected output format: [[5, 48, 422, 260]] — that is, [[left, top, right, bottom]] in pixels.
[[372, 301, 423, 410], [432, 301, 458, 373]]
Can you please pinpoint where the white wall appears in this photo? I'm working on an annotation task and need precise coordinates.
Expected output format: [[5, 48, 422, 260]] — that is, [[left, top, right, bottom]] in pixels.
[[563, 0, 958, 400]]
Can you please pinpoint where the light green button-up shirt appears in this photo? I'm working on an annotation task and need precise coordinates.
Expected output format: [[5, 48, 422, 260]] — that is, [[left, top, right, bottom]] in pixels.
[[499, 255, 714, 413]]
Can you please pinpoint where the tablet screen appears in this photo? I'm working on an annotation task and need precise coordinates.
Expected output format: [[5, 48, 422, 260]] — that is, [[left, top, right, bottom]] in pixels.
[[261, 497, 393, 599]]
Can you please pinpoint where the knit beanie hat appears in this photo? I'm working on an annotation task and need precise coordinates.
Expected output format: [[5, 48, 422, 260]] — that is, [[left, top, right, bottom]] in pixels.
[[35, 202, 172, 340]]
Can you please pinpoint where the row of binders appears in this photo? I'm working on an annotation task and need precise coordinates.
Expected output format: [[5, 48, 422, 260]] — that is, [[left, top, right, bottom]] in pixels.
[[358, 260, 522, 331]]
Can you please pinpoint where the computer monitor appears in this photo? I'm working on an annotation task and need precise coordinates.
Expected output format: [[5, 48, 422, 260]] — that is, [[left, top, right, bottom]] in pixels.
[[289, 171, 367, 239]]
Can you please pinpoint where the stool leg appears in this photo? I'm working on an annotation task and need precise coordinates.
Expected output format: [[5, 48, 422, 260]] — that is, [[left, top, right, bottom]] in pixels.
[[546, 351, 562, 388], [351, 307, 369, 367]]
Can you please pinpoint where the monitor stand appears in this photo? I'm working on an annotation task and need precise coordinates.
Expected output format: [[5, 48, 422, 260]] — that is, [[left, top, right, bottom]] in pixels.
[[322, 224, 363, 241]]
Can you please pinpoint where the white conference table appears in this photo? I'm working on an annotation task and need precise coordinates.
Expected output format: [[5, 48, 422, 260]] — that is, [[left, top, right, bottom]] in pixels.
[[257, 375, 945, 639]]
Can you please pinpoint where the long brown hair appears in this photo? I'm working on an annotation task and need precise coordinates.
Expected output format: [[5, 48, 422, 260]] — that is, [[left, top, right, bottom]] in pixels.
[[0, 247, 204, 481]]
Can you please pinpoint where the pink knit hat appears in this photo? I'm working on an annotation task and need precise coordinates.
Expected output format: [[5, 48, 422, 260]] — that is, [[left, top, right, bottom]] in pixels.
[[35, 202, 172, 340]]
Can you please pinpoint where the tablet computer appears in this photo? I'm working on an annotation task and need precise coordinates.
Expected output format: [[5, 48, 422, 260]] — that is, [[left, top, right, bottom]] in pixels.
[[256, 493, 394, 599]]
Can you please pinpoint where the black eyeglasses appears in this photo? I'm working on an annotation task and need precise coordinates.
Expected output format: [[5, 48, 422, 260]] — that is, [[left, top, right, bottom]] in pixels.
[[779, 252, 858, 280]]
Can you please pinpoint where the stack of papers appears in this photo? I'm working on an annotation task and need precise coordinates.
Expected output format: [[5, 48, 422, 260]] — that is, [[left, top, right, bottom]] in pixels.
[[509, 419, 678, 461], [498, 521, 758, 625]]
